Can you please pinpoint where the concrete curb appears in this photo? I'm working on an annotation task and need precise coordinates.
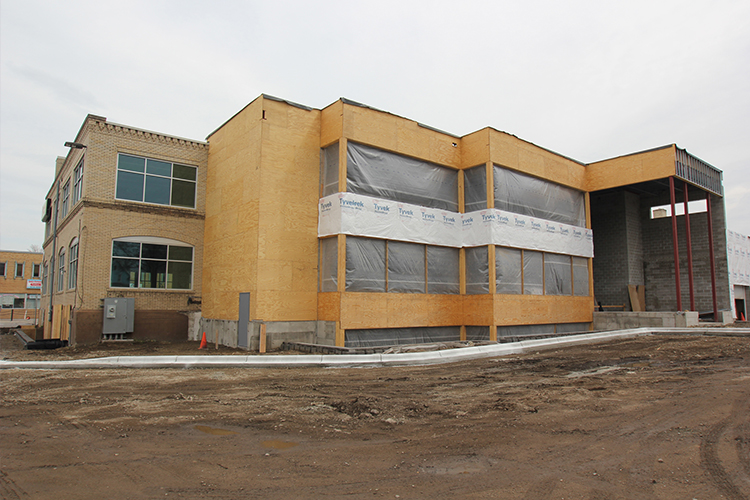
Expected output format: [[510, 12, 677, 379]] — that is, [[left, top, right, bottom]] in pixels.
[[1, 327, 748, 370]]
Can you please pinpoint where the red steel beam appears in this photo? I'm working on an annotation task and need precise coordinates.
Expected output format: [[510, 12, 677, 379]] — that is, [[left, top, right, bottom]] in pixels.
[[669, 177, 683, 311]]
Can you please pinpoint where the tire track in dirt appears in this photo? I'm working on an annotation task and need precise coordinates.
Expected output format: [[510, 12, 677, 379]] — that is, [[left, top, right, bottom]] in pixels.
[[0, 470, 27, 500], [700, 393, 750, 500]]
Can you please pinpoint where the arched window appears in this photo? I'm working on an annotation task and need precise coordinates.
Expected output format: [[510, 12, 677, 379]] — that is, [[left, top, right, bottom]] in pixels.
[[57, 248, 65, 292], [110, 237, 193, 290], [68, 238, 79, 289]]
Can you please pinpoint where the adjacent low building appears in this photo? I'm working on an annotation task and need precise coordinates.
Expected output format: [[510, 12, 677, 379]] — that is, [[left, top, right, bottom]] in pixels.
[[0, 250, 43, 324], [40, 95, 733, 347]]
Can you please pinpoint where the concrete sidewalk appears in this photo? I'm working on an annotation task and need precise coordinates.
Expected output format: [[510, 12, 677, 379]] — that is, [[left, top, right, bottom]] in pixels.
[[4, 327, 747, 370]]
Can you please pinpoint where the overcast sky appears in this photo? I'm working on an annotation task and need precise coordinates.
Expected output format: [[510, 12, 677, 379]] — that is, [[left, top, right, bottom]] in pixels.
[[1, 0, 748, 252]]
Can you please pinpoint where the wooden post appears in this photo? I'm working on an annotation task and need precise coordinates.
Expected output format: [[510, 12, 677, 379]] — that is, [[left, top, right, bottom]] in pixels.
[[259, 323, 267, 354]]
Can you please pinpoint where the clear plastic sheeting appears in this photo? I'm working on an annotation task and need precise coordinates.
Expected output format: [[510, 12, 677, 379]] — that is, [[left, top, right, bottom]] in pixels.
[[345, 326, 460, 348], [497, 324, 556, 338], [465, 246, 489, 294], [319, 237, 338, 292], [495, 247, 522, 294], [388, 241, 425, 293], [347, 142, 459, 211], [427, 246, 460, 294], [321, 143, 339, 197], [346, 237, 385, 292], [463, 165, 487, 212], [545, 253, 572, 296], [572, 256, 589, 296], [494, 165, 585, 227], [465, 326, 490, 342], [523, 251, 544, 295]]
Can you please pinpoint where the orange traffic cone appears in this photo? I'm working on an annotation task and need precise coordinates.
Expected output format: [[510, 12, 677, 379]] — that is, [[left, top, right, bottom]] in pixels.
[[199, 332, 208, 349], [741, 312, 746, 322]]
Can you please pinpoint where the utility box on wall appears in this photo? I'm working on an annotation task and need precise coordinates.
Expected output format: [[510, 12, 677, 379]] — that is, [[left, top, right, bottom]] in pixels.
[[102, 298, 135, 338]]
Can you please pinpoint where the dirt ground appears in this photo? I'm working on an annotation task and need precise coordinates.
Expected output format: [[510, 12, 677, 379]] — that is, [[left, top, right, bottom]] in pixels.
[[1, 332, 749, 500]]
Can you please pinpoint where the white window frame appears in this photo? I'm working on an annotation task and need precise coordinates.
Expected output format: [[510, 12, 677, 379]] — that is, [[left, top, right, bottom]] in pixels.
[[57, 249, 65, 292], [73, 160, 84, 204], [109, 236, 194, 290], [68, 239, 79, 290], [61, 180, 70, 218]]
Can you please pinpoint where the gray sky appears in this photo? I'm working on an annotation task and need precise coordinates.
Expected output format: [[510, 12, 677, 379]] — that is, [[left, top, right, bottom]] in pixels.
[[1, 0, 748, 252]]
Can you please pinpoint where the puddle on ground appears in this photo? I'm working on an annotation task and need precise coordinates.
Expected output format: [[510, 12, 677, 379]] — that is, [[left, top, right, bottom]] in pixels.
[[194, 425, 238, 436], [262, 440, 298, 450]]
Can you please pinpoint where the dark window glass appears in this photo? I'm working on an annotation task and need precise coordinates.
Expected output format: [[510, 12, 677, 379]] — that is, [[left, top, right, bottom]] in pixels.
[[116, 171, 144, 201], [173, 164, 197, 181], [144, 175, 171, 205], [168, 246, 193, 261], [113, 241, 140, 257], [171, 179, 196, 208], [140, 259, 167, 288], [118, 155, 145, 172], [146, 159, 171, 176], [142, 244, 168, 259], [111, 258, 139, 288], [167, 261, 192, 289]]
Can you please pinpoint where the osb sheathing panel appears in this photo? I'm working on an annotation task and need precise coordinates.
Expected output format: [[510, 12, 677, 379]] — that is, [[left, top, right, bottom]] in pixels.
[[342, 104, 461, 168], [586, 146, 676, 192], [338, 293, 463, 330], [460, 129, 491, 169], [317, 292, 341, 321], [255, 99, 321, 321], [320, 100, 343, 147], [492, 294, 593, 325], [462, 295, 495, 325], [203, 99, 263, 320], [489, 129, 587, 191]]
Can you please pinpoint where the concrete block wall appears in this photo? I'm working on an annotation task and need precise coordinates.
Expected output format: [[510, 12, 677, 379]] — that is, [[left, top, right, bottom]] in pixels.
[[641, 193, 730, 313], [199, 317, 337, 351]]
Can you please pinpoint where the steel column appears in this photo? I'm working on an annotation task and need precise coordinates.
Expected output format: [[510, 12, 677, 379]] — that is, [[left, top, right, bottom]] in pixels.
[[683, 182, 695, 310], [669, 177, 682, 311], [706, 191, 718, 321]]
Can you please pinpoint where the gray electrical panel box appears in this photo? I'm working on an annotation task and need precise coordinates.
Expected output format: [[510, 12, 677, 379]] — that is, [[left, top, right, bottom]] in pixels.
[[102, 298, 135, 334]]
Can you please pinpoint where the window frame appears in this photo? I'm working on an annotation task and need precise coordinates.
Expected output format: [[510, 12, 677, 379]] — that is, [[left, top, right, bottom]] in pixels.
[[73, 159, 84, 204], [68, 239, 79, 290], [109, 237, 194, 290], [57, 249, 65, 292], [32, 263, 41, 278], [0, 261, 6, 278], [115, 153, 198, 209], [61, 180, 70, 218], [15, 262, 24, 278]]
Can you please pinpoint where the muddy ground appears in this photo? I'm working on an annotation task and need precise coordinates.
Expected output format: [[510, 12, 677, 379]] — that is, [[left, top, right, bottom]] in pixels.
[[1, 332, 749, 500]]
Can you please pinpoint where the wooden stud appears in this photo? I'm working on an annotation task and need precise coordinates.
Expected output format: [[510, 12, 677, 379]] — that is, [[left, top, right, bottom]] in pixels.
[[489, 324, 497, 342], [259, 322, 267, 353]]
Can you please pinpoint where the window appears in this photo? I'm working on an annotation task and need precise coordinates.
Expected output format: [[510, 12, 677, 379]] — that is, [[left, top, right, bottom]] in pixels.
[[15, 262, 24, 278], [57, 249, 65, 292], [465, 246, 490, 294], [495, 247, 522, 294], [27, 294, 40, 309], [463, 165, 488, 212], [68, 240, 79, 289], [0, 261, 6, 277], [116, 154, 197, 208], [32, 263, 41, 278], [42, 262, 48, 295], [110, 238, 193, 289], [73, 160, 84, 204], [545, 253, 572, 296], [523, 251, 544, 295], [573, 257, 589, 296], [61, 180, 70, 218]]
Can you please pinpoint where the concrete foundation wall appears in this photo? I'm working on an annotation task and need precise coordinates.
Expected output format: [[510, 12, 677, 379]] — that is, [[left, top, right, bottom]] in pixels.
[[199, 317, 337, 351], [594, 311, 700, 330]]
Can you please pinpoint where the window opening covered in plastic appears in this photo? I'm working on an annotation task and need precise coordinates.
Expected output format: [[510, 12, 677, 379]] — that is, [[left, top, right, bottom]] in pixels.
[[427, 246, 459, 294], [544, 253, 572, 295], [320, 143, 339, 197], [387, 241, 425, 293], [347, 142, 458, 211], [466, 326, 490, 342], [494, 165, 585, 226], [463, 165, 487, 213], [523, 250, 544, 295], [496, 247, 522, 294], [572, 256, 589, 296], [345, 326, 460, 348], [465, 246, 489, 294], [345, 237, 386, 292], [319, 237, 338, 292]]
